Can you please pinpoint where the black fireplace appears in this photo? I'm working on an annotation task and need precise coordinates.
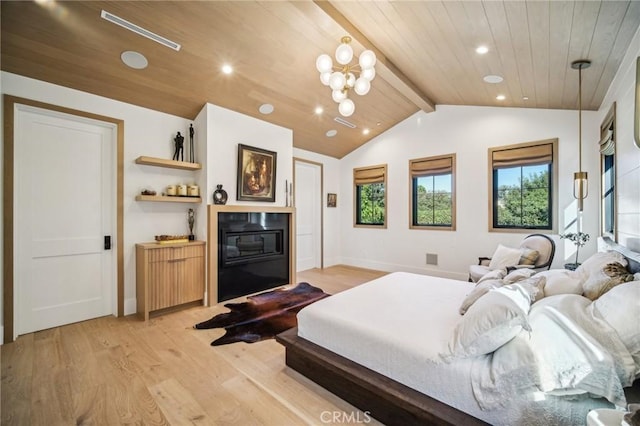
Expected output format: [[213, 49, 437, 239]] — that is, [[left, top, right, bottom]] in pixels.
[[217, 212, 290, 302]]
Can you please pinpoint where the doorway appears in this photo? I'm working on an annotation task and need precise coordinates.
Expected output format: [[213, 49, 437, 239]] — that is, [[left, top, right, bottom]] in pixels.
[[294, 158, 323, 271], [3, 96, 124, 342]]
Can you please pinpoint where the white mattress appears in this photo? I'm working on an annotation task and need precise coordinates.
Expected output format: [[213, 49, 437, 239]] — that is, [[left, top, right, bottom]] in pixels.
[[297, 272, 613, 426]]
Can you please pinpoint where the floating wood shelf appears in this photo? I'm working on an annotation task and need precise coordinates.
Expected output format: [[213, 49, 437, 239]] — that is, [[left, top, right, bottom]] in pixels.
[[135, 195, 202, 203], [135, 156, 202, 171]]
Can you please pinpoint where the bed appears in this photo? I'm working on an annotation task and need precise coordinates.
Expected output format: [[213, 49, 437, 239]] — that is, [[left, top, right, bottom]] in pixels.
[[276, 238, 640, 425]]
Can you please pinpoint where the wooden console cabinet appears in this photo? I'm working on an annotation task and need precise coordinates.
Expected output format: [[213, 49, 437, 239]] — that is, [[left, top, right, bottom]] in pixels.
[[136, 240, 205, 320]]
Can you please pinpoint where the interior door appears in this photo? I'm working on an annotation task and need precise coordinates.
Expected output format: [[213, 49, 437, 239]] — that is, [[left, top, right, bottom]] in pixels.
[[14, 105, 116, 335], [295, 160, 322, 271]]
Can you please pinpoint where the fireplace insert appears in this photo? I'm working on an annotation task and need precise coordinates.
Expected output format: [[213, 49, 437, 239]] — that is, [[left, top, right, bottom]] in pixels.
[[217, 212, 290, 302]]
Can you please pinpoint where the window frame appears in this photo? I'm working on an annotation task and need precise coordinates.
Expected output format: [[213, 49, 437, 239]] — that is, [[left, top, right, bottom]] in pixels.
[[353, 164, 387, 229], [600, 103, 617, 240], [409, 153, 456, 231], [488, 138, 558, 233]]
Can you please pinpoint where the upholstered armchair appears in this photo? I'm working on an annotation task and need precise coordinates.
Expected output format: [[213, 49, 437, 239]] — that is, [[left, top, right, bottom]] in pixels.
[[468, 234, 556, 283]]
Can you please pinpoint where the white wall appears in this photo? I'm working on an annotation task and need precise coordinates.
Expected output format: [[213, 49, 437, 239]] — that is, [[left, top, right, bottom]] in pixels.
[[293, 148, 342, 267], [204, 103, 293, 208], [596, 26, 640, 252], [339, 105, 601, 280]]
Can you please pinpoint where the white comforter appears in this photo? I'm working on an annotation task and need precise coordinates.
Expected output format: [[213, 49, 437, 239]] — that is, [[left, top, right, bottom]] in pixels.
[[471, 294, 636, 410], [297, 272, 632, 425]]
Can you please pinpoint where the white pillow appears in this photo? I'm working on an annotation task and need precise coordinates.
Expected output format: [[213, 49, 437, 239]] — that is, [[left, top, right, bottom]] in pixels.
[[592, 281, 640, 365], [448, 283, 533, 358], [503, 268, 536, 284], [488, 244, 523, 270], [535, 269, 583, 297], [459, 279, 503, 315], [478, 268, 506, 283]]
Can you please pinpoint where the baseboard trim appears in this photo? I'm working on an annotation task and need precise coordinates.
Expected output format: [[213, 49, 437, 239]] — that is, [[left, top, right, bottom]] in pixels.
[[339, 257, 468, 281]]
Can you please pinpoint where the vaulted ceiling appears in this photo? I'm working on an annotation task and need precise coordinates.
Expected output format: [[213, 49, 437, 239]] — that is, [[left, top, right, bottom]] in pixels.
[[2, 1, 639, 158]]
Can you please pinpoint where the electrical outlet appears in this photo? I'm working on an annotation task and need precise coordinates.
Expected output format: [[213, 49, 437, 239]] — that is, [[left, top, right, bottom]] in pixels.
[[426, 253, 438, 265]]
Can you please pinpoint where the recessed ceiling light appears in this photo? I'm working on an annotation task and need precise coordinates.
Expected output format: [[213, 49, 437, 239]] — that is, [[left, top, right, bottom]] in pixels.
[[221, 64, 233, 74], [496, 94, 506, 101], [259, 104, 274, 114], [315, 106, 324, 115], [363, 128, 370, 135], [483, 75, 503, 84], [326, 129, 337, 137], [476, 46, 489, 54], [120, 51, 148, 69]]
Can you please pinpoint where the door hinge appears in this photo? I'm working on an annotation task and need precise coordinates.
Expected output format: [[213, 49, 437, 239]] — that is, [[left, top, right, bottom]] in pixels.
[[104, 235, 112, 250]]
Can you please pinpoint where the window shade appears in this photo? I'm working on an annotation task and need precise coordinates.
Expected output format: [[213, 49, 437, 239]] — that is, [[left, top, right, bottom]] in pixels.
[[492, 143, 553, 169], [599, 127, 614, 155], [354, 165, 386, 185], [410, 156, 452, 177]]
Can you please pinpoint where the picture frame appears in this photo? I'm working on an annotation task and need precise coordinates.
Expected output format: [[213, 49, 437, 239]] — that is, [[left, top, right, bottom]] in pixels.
[[237, 144, 277, 202], [327, 193, 337, 208]]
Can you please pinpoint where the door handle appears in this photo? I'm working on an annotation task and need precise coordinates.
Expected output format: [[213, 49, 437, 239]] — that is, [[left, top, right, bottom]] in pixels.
[[104, 235, 111, 250]]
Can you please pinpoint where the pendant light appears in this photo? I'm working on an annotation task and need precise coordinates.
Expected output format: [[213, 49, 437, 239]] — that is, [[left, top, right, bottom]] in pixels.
[[571, 59, 591, 212]]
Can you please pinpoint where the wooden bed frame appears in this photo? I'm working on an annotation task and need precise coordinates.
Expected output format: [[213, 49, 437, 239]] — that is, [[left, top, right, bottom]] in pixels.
[[276, 237, 640, 425]]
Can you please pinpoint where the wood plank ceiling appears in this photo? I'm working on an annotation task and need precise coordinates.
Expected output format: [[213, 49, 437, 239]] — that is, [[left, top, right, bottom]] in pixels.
[[2, 1, 639, 158]]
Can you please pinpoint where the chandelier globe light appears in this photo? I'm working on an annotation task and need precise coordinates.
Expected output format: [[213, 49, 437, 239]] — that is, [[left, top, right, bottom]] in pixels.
[[316, 36, 377, 117], [571, 59, 591, 213]]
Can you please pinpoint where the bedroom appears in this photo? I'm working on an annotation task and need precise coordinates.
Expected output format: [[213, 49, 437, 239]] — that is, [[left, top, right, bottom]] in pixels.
[[2, 1, 640, 424]]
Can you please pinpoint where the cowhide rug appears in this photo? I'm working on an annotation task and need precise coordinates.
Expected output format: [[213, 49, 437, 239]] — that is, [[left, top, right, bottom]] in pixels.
[[194, 282, 329, 346]]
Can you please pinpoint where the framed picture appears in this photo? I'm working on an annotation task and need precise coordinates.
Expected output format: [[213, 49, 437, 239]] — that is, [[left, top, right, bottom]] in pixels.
[[237, 144, 277, 202], [327, 193, 337, 207]]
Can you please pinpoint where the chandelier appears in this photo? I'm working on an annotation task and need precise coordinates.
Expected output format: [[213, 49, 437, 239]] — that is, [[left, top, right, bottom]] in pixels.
[[571, 59, 591, 212], [316, 36, 377, 117]]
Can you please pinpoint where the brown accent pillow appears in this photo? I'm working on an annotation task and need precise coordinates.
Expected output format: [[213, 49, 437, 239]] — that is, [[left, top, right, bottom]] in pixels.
[[590, 262, 634, 299], [519, 248, 539, 266]]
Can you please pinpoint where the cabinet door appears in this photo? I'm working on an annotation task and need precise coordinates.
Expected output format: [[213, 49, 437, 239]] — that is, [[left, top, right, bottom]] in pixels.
[[179, 255, 204, 304], [148, 259, 180, 310]]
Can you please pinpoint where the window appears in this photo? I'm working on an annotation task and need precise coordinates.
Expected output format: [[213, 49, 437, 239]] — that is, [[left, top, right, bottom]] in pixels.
[[600, 103, 616, 238], [489, 139, 558, 232], [354, 164, 387, 227], [410, 154, 456, 230]]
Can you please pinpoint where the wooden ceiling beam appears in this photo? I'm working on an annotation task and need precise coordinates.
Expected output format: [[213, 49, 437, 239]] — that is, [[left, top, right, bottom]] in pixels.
[[314, 0, 435, 113]]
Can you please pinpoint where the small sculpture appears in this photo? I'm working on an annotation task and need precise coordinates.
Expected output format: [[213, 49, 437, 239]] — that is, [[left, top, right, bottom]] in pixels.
[[188, 208, 195, 241], [173, 132, 184, 161], [189, 124, 195, 163]]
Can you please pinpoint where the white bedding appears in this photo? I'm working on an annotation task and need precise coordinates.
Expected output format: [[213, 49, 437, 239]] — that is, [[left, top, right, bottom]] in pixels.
[[297, 272, 619, 426]]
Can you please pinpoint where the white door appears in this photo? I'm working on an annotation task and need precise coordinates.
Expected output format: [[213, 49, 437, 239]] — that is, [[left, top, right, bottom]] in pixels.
[[295, 160, 322, 271], [14, 105, 116, 336]]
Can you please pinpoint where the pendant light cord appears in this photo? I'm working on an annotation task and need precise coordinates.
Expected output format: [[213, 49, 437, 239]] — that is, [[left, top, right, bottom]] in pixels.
[[578, 66, 583, 173]]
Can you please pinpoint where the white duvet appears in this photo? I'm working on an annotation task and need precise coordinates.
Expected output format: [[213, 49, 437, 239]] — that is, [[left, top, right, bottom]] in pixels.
[[297, 272, 630, 425]]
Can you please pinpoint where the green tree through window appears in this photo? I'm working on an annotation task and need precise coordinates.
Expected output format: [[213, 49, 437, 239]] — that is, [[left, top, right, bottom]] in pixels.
[[357, 183, 385, 225], [413, 175, 452, 226], [494, 165, 551, 228]]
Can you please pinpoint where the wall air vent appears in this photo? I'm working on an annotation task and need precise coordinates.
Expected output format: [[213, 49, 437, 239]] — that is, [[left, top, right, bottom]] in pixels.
[[334, 116, 356, 128], [101, 10, 181, 51]]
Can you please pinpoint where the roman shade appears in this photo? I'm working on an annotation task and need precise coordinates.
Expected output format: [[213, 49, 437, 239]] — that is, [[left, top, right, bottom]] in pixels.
[[410, 156, 453, 177], [354, 164, 386, 185], [599, 122, 615, 155], [491, 143, 553, 169]]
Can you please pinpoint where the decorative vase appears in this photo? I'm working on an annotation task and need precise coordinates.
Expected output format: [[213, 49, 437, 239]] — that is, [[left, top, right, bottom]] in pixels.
[[213, 184, 228, 205]]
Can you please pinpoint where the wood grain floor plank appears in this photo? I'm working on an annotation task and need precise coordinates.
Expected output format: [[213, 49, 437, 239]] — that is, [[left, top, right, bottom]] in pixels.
[[0, 265, 382, 425], [1, 332, 34, 425]]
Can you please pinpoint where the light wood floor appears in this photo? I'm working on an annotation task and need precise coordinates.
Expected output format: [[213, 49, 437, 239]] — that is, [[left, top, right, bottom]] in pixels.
[[1, 265, 387, 425]]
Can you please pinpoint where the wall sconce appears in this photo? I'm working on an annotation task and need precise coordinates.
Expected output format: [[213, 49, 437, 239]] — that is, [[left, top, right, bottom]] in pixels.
[[316, 36, 377, 117], [571, 59, 591, 212]]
